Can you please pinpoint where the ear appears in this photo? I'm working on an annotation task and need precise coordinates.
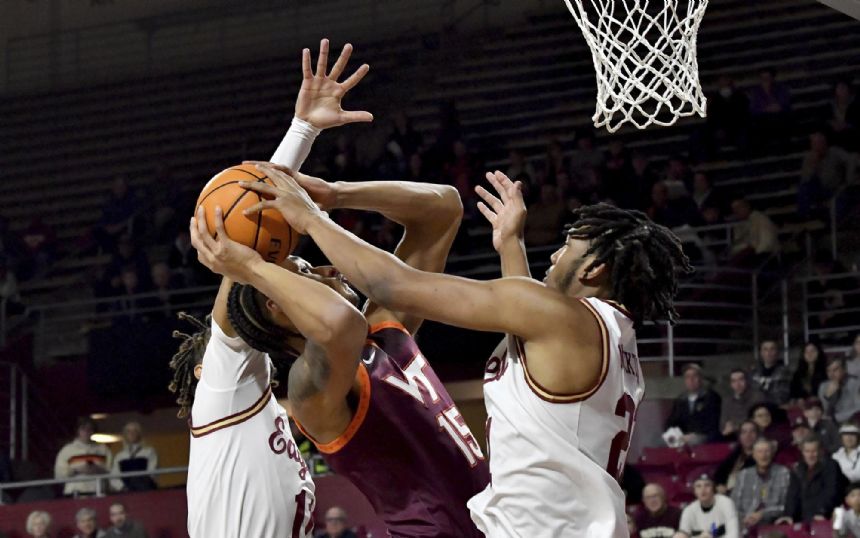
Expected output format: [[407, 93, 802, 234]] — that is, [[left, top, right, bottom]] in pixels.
[[581, 262, 608, 283], [193, 364, 203, 380], [265, 298, 281, 315]]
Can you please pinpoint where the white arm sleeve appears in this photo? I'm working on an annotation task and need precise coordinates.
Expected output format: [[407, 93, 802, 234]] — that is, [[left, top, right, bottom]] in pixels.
[[269, 117, 321, 171]]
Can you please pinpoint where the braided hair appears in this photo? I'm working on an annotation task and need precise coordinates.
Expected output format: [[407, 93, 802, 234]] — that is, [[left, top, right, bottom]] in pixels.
[[227, 282, 302, 368], [168, 313, 209, 419], [564, 203, 693, 326]]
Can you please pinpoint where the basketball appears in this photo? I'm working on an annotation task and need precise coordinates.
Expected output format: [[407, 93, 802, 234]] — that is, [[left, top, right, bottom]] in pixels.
[[195, 164, 299, 264]]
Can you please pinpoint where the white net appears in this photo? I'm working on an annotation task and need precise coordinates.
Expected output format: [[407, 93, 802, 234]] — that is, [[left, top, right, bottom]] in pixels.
[[562, 0, 709, 132]]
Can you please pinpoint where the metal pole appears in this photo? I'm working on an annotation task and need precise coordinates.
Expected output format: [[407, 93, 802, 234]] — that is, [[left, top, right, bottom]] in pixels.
[[781, 279, 790, 366], [9, 366, 16, 461], [752, 273, 759, 359], [21, 375, 28, 461], [831, 198, 838, 259], [801, 278, 810, 343], [667, 323, 675, 377]]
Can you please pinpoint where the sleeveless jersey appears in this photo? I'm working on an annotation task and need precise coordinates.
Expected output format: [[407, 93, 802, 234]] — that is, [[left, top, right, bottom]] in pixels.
[[296, 321, 490, 538], [468, 297, 644, 538], [187, 319, 315, 538]]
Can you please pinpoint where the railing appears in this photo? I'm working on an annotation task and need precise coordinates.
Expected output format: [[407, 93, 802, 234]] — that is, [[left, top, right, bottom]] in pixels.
[[0, 467, 188, 503], [798, 270, 860, 343], [0, 363, 29, 462]]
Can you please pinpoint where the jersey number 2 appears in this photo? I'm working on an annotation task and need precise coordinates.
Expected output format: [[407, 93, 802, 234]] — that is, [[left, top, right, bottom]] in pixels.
[[606, 393, 635, 482]]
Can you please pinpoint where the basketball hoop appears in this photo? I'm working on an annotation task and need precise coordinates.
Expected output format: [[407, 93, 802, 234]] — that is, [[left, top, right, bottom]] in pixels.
[[562, 0, 709, 132]]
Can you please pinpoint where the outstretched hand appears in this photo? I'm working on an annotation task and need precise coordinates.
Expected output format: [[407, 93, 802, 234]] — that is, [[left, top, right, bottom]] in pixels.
[[295, 38, 373, 130], [244, 160, 338, 210], [190, 206, 262, 283], [240, 163, 323, 234], [475, 171, 527, 252]]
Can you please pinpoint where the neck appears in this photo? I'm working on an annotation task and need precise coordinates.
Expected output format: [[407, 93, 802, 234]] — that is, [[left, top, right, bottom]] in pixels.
[[701, 498, 715, 509], [757, 464, 770, 474]]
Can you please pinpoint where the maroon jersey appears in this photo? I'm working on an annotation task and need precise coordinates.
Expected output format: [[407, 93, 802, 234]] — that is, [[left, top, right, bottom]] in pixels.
[[298, 321, 489, 537]]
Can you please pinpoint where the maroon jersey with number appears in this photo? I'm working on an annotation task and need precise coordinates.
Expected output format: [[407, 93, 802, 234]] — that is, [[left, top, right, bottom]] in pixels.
[[296, 321, 489, 538]]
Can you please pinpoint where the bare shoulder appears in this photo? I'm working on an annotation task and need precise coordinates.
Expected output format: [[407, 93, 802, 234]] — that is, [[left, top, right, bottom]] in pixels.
[[287, 342, 353, 443]]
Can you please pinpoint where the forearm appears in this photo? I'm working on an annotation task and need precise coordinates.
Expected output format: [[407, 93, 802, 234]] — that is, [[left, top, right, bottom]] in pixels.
[[498, 238, 530, 278], [270, 117, 321, 171], [332, 181, 462, 228]]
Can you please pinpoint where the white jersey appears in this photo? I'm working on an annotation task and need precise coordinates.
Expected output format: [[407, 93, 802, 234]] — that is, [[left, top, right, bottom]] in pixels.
[[187, 319, 315, 538], [468, 297, 644, 538]]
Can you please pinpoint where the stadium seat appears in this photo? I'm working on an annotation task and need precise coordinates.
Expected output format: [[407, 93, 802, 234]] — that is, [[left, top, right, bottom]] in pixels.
[[637, 446, 691, 473], [809, 519, 834, 537], [756, 523, 809, 537], [689, 443, 734, 464]]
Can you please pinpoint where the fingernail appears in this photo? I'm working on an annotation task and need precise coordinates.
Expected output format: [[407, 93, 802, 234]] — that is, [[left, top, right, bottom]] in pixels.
[[215, 206, 222, 215], [239, 181, 248, 187]]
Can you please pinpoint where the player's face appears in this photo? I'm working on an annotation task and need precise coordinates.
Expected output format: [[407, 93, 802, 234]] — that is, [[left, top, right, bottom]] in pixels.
[[545, 236, 599, 294], [283, 256, 360, 306]]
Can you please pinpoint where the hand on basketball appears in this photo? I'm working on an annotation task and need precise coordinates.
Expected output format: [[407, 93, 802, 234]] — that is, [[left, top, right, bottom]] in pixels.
[[240, 163, 322, 234], [190, 206, 262, 283], [295, 38, 373, 130], [475, 171, 527, 252], [243, 160, 338, 210]]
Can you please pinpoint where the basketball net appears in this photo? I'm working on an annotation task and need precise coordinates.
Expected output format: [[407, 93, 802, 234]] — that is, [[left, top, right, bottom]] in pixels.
[[562, 0, 709, 132]]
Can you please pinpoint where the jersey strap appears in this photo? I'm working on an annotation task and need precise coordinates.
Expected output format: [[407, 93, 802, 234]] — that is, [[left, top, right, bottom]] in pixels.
[[189, 385, 272, 438]]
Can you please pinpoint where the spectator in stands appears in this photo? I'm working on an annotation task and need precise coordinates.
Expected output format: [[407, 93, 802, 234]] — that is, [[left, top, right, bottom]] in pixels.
[[807, 252, 859, 330], [110, 266, 153, 322], [0, 255, 23, 316], [751, 340, 791, 405], [95, 175, 140, 253], [506, 149, 536, 186], [729, 199, 780, 267], [647, 182, 701, 228], [25, 510, 51, 538], [110, 422, 158, 492], [318, 506, 357, 538], [661, 155, 692, 200], [731, 438, 792, 530], [444, 140, 479, 209], [406, 153, 426, 183], [798, 129, 858, 216], [168, 229, 213, 287], [701, 74, 750, 157], [54, 417, 112, 497], [628, 151, 658, 210], [716, 420, 759, 494], [73, 508, 105, 538], [820, 357, 860, 423], [105, 234, 151, 292], [524, 183, 566, 246], [666, 364, 722, 445], [837, 483, 860, 538], [826, 78, 860, 150], [833, 423, 860, 483], [690, 171, 726, 222], [105, 502, 147, 538], [848, 333, 860, 378], [389, 112, 422, 160], [677, 474, 740, 538], [804, 397, 841, 454], [748, 68, 792, 152], [18, 217, 57, 280], [569, 129, 604, 183], [777, 418, 811, 468], [749, 403, 791, 450], [790, 342, 829, 402], [635, 483, 682, 538], [778, 436, 843, 524], [544, 139, 570, 184], [149, 261, 181, 317], [721, 369, 764, 437], [602, 140, 631, 199]]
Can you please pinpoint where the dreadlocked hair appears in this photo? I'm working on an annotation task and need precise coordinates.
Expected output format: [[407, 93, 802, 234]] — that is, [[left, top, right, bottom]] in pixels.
[[565, 203, 693, 326], [227, 282, 302, 385], [169, 312, 210, 419]]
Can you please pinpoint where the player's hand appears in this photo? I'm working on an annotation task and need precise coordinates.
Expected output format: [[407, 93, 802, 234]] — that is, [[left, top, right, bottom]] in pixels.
[[295, 39, 373, 130], [243, 160, 338, 210], [241, 163, 322, 234], [475, 171, 527, 252], [190, 206, 262, 283]]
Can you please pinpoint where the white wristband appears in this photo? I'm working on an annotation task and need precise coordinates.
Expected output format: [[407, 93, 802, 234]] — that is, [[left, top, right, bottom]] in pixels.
[[270, 117, 322, 171]]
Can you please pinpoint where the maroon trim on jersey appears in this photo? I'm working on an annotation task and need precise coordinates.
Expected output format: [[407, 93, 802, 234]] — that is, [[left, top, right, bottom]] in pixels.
[[188, 385, 272, 438], [597, 299, 633, 321], [518, 299, 610, 403], [293, 365, 372, 455]]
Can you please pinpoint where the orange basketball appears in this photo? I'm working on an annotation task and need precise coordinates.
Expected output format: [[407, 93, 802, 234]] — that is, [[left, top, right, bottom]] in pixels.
[[195, 164, 299, 264]]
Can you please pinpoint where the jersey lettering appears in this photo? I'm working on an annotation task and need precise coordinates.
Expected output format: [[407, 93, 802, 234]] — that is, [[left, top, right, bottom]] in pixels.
[[437, 405, 485, 467], [383, 353, 440, 406], [291, 488, 315, 538], [606, 393, 636, 482]]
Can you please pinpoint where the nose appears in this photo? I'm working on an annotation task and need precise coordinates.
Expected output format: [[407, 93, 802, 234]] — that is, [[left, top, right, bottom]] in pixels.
[[550, 247, 563, 265]]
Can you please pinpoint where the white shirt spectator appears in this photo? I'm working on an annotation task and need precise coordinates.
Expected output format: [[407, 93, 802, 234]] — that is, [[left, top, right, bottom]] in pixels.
[[678, 494, 740, 538], [110, 442, 158, 492], [54, 438, 112, 496], [835, 447, 860, 483]]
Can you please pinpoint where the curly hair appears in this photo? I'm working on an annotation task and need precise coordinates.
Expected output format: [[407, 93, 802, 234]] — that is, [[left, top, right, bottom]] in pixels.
[[168, 313, 209, 419], [227, 282, 301, 368]]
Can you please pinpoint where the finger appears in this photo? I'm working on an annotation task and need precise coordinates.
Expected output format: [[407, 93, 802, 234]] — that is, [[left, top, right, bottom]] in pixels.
[[243, 200, 275, 216], [476, 202, 497, 224], [315, 38, 330, 77], [243, 160, 294, 176], [340, 110, 374, 124], [301, 48, 312, 79], [328, 42, 353, 81], [193, 207, 217, 251], [239, 180, 279, 197], [486, 173, 508, 202], [494, 170, 515, 190], [475, 185, 503, 212], [213, 206, 228, 241], [341, 64, 369, 92], [255, 164, 295, 189]]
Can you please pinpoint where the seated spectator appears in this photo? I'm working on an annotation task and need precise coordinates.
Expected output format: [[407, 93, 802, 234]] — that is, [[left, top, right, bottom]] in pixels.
[[778, 436, 843, 524], [702, 74, 750, 155], [715, 420, 759, 494], [168, 230, 213, 287], [25, 510, 52, 538], [749, 403, 791, 450], [544, 139, 570, 184], [750, 340, 791, 405], [666, 364, 721, 445], [635, 483, 682, 538], [748, 68, 792, 152], [837, 483, 860, 538], [110, 422, 158, 492], [105, 503, 147, 538], [804, 397, 841, 454], [777, 418, 812, 468], [661, 155, 692, 200], [797, 129, 858, 215], [730, 199, 780, 266], [721, 369, 764, 437], [390, 112, 422, 160], [820, 358, 860, 422], [569, 129, 604, 182], [73, 508, 105, 538], [318, 506, 357, 538], [827, 78, 860, 150], [627, 151, 658, 210], [110, 266, 154, 322], [94, 176, 140, 253], [790, 342, 829, 402], [834, 423, 860, 483], [847, 333, 860, 378], [18, 217, 57, 280], [602, 140, 631, 195], [524, 183, 566, 246], [506, 149, 536, 185], [647, 182, 701, 228], [690, 172, 726, 221], [807, 253, 860, 331], [731, 438, 792, 530], [677, 474, 740, 538], [54, 417, 112, 497]]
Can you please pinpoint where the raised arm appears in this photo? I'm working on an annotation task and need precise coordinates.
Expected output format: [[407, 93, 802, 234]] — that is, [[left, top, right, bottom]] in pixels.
[[244, 165, 462, 332], [475, 171, 530, 278]]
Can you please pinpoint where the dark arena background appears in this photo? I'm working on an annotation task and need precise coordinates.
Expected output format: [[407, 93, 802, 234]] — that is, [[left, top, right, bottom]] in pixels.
[[0, 0, 859, 536]]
